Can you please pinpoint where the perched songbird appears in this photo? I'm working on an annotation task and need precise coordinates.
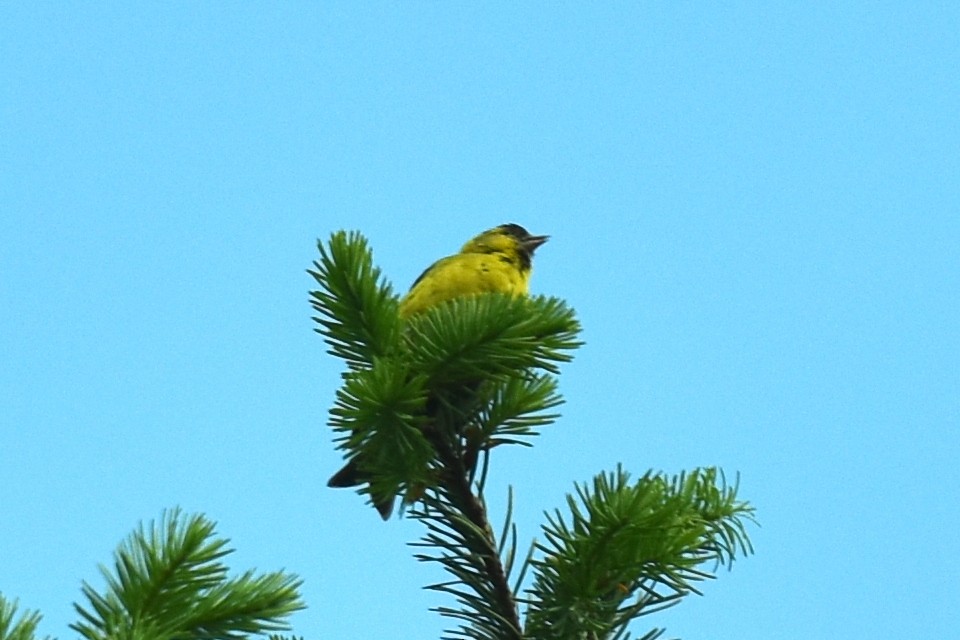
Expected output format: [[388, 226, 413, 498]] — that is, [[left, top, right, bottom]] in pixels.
[[327, 223, 549, 519]]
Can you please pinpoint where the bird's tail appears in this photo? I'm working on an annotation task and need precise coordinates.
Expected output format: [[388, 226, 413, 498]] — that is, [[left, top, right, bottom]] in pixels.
[[327, 459, 395, 520]]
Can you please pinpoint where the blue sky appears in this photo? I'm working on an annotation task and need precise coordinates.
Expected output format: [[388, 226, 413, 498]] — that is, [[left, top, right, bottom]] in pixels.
[[2, 3, 957, 638]]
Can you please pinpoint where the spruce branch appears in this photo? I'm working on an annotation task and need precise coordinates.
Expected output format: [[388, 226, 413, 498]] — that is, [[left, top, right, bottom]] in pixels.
[[0, 595, 48, 640], [522, 467, 756, 639], [308, 230, 401, 370], [405, 294, 582, 382], [328, 357, 435, 506], [396, 299, 579, 639], [71, 508, 304, 640], [478, 374, 564, 450]]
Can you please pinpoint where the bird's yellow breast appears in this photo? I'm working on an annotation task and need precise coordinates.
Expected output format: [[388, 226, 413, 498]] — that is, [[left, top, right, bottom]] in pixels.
[[398, 252, 531, 319]]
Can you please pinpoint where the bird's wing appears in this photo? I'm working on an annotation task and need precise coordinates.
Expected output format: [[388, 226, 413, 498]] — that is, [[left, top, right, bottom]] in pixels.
[[408, 256, 450, 290]]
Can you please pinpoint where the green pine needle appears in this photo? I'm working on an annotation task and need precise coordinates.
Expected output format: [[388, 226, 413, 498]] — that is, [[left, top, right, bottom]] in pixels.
[[405, 294, 582, 381], [479, 374, 564, 448], [308, 231, 402, 370], [522, 467, 756, 639], [0, 596, 48, 640], [71, 509, 304, 640]]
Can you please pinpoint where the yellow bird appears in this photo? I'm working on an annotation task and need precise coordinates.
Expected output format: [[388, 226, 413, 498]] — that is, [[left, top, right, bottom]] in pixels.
[[328, 223, 549, 519]]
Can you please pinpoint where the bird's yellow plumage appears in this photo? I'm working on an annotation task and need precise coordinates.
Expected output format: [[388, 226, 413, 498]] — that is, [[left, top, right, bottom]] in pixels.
[[328, 223, 549, 519], [398, 223, 547, 319]]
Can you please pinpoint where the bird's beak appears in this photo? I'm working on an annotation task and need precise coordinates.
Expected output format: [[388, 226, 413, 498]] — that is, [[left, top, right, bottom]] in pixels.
[[522, 234, 549, 253]]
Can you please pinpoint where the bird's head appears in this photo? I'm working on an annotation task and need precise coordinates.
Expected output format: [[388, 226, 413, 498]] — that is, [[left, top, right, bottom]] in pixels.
[[461, 223, 549, 269]]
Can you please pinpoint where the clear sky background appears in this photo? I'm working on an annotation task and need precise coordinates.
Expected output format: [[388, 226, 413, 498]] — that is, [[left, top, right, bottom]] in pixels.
[[2, 3, 957, 639]]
